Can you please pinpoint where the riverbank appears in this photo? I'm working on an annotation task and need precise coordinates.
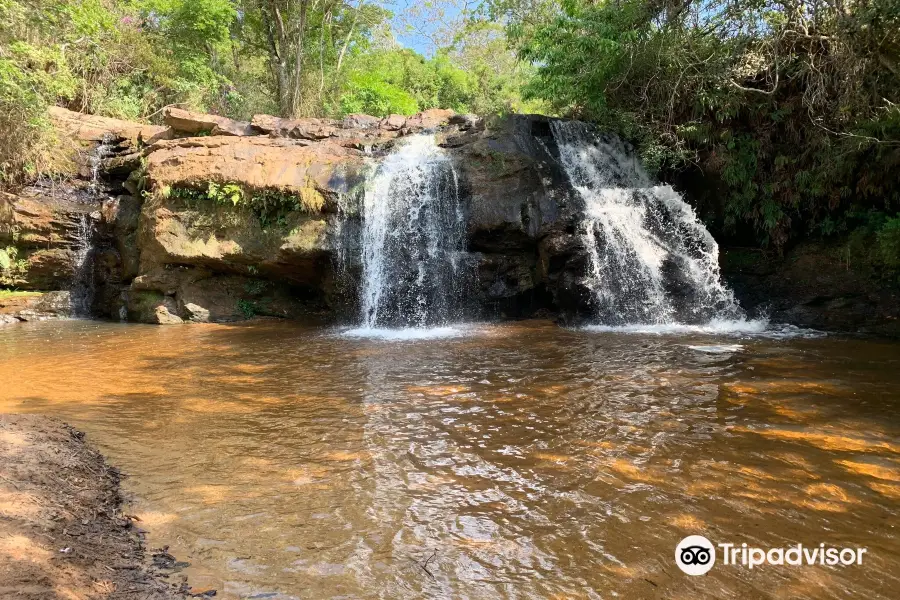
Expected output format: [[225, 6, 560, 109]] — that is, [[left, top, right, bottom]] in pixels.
[[0, 414, 190, 599]]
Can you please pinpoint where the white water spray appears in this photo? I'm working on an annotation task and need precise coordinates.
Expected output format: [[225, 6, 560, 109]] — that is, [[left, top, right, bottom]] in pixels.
[[552, 121, 744, 326], [356, 134, 466, 330]]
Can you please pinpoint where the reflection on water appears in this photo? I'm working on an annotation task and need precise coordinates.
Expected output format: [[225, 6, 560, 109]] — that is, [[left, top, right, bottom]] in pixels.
[[0, 320, 898, 599]]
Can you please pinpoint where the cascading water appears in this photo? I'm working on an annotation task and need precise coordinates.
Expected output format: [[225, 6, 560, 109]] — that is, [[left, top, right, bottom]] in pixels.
[[69, 213, 96, 316], [69, 138, 111, 317], [355, 134, 466, 331], [551, 121, 744, 326]]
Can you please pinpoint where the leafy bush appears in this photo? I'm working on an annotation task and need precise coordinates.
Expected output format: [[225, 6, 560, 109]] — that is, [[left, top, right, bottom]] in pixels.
[[236, 298, 257, 319], [165, 181, 322, 229], [0, 246, 28, 286], [878, 218, 900, 269], [501, 0, 900, 249]]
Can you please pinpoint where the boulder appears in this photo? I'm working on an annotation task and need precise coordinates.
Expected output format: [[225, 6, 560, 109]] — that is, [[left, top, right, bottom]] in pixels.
[[379, 114, 406, 131], [405, 108, 455, 131], [49, 106, 171, 145], [164, 107, 254, 137], [448, 113, 481, 130], [182, 302, 210, 323], [144, 136, 366, 200], [251, 114, 339, 140], [342, 114, 380, 129], [126, 290, 183, 324], [0, 291, 72, 323]]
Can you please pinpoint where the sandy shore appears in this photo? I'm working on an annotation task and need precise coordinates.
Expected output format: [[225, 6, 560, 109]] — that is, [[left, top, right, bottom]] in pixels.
[[0, 414, 191, 599]]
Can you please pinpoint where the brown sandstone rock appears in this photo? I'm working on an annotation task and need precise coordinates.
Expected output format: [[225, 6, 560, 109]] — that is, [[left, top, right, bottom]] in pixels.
[[144, 136, 366, 200], [405, 108, 455, 131], [251, 114, 339, 139], [137, 193, 332, 288], [0, 186, 102, 290], [379, 114, 406, 131], [49, 106, 171, 144], [342, 113, 380, 129], [165, 107, 254, 137]]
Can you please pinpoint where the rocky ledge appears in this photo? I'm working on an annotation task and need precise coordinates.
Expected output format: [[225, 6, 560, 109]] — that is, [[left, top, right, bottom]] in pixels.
[[1, 106, 897, 334], [3, 105, 588, 325]]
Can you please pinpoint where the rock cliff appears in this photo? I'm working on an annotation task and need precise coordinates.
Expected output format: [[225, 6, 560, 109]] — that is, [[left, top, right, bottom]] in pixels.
[[1, 106, 896, 334]]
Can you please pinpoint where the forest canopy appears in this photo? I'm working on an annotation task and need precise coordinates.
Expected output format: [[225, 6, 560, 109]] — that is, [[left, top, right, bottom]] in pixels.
[[494, 0, 900, 257], [0, 0, 536, 185], [1, 0, 898, 259]]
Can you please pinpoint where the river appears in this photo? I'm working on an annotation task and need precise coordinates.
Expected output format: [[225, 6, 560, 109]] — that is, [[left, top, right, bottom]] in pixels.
[[0, 319, 898, 599]]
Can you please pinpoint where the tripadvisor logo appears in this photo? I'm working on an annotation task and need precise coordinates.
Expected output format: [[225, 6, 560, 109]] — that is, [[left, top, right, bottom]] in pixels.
[[676, 535, 716, 575], [675, 536, 867, 575]]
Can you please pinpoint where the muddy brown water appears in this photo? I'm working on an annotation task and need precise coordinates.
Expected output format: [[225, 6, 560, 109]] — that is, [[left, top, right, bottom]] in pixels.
[[1, 319, 898, 599]]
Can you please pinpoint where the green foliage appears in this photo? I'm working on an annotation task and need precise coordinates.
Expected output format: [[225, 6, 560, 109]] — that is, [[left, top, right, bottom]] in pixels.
[[167, 182, 316, 229], [0, 246, 28, 286], [244, 279, 269, 295], [340, 69, 419, 117], [336, 49, 478, 117], [498, 0, 900, 249], [0, 0, 536, 191], [207, 182, 244, 206], [0, 289, 40, 299], [236, 298, 257, 319], [877, 218, 900, 269]]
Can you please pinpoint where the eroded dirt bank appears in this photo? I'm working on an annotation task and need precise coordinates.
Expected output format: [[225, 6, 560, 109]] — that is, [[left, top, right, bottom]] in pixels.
[[0, 414, 189, 599]]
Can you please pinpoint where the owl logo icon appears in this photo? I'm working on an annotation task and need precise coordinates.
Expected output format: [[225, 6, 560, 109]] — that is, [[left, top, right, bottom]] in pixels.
[[675, 535, 716, 575]]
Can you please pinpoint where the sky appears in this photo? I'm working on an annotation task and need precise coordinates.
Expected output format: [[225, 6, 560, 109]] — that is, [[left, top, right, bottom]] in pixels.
[[385, 0, 468, 56]]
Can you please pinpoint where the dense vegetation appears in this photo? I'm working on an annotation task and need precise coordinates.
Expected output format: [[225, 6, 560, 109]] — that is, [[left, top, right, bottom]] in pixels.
[[2, 0, 898, 264], [0, 0, 535, 187], [492, 0, 900, 265]]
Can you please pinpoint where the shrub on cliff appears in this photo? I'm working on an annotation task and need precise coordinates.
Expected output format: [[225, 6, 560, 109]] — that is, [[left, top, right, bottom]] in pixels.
[[496, 0, 900, 251]]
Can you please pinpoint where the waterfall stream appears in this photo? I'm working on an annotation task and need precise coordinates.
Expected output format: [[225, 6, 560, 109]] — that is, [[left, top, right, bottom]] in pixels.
[[70, 138, 111, 317], [551, 121, 744, 326], [354, 134, 466, 331], [69, 213, 96, 317]]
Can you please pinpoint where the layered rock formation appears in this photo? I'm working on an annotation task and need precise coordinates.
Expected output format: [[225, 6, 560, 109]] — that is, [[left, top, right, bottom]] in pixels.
[[2, 105, 896, 334]]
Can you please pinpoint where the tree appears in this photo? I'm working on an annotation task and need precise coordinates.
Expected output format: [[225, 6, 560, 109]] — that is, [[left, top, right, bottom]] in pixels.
[[497, 0, 900, 252]]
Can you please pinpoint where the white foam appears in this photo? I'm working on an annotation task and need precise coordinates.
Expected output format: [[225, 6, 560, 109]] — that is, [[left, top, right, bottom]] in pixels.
[[340, 326, 469, 341], [582, 319, 768, 335], [581, 319, 824, 339], [687, 344, 744, 354]]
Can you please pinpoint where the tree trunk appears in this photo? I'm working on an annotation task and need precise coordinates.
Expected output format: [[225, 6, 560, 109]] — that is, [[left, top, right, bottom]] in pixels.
[[289, 0, 309, 117]]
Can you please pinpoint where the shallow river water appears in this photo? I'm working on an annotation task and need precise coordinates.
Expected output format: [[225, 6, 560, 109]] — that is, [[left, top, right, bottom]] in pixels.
[[1, 319, 898, 599]]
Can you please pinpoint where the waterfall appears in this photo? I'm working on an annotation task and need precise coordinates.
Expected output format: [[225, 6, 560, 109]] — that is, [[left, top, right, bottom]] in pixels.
[[551, 121, 744, 325], [69, 138, 111, 317], [70, 213, 96, 317], [357, 134, 466, 329], [89, 135, 113, 194]]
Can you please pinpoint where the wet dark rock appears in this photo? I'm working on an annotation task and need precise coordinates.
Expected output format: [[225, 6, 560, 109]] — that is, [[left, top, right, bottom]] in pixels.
[[723, 245, 900, 336], [448, 113, 482, 130]]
